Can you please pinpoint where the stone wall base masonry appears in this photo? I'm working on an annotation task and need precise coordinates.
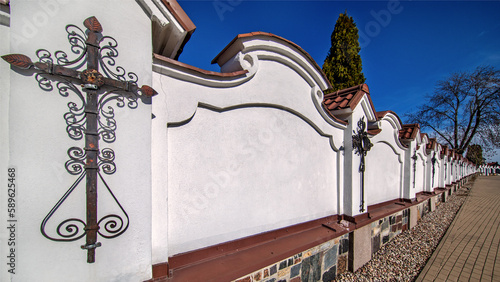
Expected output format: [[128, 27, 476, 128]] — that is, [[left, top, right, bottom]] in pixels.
[[231, 176, 470, 282]]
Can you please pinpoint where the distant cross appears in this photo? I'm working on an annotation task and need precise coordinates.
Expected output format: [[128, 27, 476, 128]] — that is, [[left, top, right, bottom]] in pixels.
[[431, 153, 437, 187], [412, 149, 418, 189], [2, 16, 156, 263]]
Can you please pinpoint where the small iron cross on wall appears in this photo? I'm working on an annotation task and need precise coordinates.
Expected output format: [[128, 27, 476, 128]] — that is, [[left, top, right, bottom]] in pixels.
[[352, 117, 373, 213], [2, 16, 157, 263]]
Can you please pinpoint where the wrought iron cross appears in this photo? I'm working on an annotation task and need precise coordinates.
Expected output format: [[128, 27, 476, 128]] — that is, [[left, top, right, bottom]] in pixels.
[[431, 152, 437, 187], [2, 16, 156, 263], [412, 149, 418, 189], [352, 118, 373, 213]]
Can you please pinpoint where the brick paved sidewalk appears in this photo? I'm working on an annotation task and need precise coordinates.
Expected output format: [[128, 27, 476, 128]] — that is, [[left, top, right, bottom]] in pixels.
[[416, 176, 500, 282]]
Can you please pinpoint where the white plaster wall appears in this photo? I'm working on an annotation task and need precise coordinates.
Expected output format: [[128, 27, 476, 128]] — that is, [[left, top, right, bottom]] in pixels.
[[450, 160, 455, 183], [365, 141, 402, 205], [445, 158, 451, 185], [152, 43, 344, 256], [431, 161, 440, 189], [167, 107, 337, 254], [414, 150, 425, 193], [5, 1, 153, 281], [424, 153, 432, 192], [364, 116, 404, 206]]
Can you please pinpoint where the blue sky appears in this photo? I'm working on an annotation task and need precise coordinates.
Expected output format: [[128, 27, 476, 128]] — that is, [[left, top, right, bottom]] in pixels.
[[177, 0, 500, 162]]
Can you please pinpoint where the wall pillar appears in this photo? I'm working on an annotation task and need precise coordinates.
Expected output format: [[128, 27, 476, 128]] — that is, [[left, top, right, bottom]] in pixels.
[[429, 198, 436, 212], [409, 205, 418, 229], [348, 224, 371, 272]]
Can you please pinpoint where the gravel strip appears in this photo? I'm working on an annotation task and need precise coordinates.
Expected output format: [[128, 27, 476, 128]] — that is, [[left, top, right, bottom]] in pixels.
[[334, 180, 475, 282]]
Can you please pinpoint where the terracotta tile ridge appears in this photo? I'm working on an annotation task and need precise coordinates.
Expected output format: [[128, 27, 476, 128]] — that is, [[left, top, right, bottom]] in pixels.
[[411, 124, 420, 140], [401, 123, 419, 129], [426, 137, 436, 150], [399, 124, 421, 141], [323, 107, 348, 125], [367, 128, 382, 135], [322, 85, 375, 121], [376, 110, 391, 118], [326, 101, 340, 110], [324, 83, 369, 98], [376, 110, 403, 125], [154, 53, 248, 77], [158, 0, 196, 59], [353, 87, 376, 114], [347, 89, 366, 110], [211, 32, 333, 89], [160, 0, 196, 33]]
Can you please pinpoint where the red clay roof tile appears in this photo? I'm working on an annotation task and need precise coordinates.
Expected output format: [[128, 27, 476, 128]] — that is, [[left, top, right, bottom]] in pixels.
[[367, 129, 382, 135], [322, 84, 373, 113], [399, 124, 420, 141], [427, 138, 437, 150], [160, 0, 196, 33], [211, 32, 333, 90], [376, 111, 403, 126], [154, 53, 249, 78], [338, 99, 349, 108]]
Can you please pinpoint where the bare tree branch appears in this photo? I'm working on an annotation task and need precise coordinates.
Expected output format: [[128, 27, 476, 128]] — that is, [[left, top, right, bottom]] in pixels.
[[405, 65, 500, 157]]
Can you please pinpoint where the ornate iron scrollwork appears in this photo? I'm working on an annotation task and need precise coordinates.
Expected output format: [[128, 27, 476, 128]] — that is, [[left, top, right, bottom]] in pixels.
[[412, 149, 418, 189], [431, 153, 437, 187], [2, 16, 157, 263], [352, 117, 373, 213]]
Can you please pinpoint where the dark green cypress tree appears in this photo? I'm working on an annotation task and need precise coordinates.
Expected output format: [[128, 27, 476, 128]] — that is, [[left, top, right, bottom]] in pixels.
[[322, 12, 365, 91]]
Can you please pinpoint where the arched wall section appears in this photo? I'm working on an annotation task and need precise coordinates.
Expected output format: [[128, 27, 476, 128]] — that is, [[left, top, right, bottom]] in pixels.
[[365, 141, 402, 205], [167, 106, 338, 255]]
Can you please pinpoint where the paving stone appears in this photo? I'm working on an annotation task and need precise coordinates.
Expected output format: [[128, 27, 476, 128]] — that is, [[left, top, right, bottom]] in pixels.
[[300, 252, 321, 282], [254, 271, 262, 281], [322, 266, 336, 282], [339, 239, 349, 255], [389, 216, 395, 225], [396, 215, 402, 223], [290, 264, 301, 278], [371, 234, 380, 255], [323, 245, 338, 270], [269, 265, 277, 275], [337, 255, 347, 274], [381, 220, 389, 231], [278, 260, 287, 270]]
